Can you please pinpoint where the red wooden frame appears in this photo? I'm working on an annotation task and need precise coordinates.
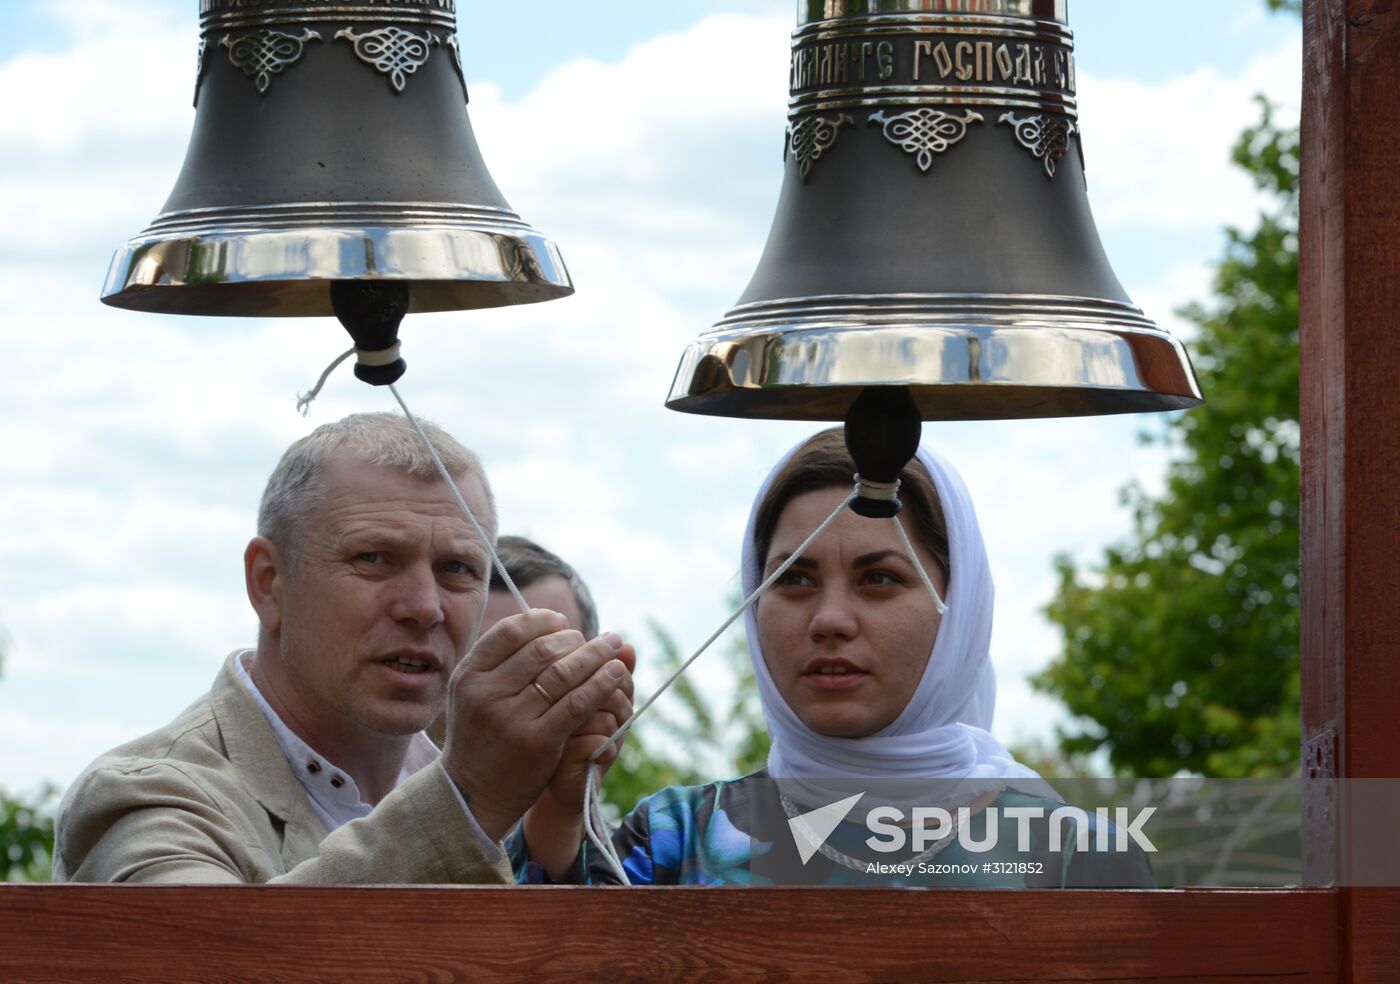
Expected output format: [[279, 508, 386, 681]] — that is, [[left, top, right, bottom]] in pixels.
[[2, 1, 1397, 980], [0, 886, 1347, 982], [1298, 0, 1400, 979]]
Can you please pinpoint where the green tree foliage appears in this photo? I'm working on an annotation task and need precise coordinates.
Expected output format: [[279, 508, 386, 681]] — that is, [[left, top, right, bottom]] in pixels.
[[1033, 97, 1300, 778], [0, 620, 58, 881], [2, 787, 57, 882], [603, 618, 769, 816]]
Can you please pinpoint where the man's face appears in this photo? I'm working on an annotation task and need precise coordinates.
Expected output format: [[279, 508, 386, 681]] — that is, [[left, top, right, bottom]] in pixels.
[[272, 455, 493, 739], [482, 574, 585, 635]]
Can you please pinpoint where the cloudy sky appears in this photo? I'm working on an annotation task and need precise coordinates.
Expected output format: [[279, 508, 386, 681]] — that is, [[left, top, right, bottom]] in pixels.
[[0, 1, 1300, 794]]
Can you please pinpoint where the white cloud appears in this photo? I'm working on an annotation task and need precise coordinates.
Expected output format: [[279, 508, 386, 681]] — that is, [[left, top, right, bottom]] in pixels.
[[1078, 31, 1300, 234], [9, 583, 246, 674], [0, 4, 192, 262], [0, 705, 132, 795]]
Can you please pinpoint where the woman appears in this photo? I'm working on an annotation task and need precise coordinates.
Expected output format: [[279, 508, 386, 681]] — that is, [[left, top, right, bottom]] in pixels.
[[521, 429, 1153, 886]]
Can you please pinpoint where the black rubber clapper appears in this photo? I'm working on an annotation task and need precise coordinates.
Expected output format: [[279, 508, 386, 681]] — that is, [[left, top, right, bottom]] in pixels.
[[844, 386, 922, 519], [329, 280, 410, 386]]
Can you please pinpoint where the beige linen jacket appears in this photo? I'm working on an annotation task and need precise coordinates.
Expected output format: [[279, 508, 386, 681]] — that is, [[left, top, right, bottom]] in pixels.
[[53, 653, 513, 885]]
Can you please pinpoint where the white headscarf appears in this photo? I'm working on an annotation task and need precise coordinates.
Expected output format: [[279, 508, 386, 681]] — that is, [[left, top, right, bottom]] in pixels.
[[743, 436, 1060, 810]]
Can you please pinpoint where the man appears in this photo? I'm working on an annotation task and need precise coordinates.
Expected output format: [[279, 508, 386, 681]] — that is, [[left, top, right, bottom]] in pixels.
[[53, 413, 633, 884]]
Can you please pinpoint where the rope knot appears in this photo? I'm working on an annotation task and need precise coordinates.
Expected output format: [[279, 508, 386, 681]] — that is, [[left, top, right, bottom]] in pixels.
[[295, 343, 408, 417], [853, 473, 900, 503], [355, 342, 402, 368]]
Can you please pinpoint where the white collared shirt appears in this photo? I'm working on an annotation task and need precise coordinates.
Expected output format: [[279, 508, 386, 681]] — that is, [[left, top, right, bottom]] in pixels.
[[233, 651, 501, 858]]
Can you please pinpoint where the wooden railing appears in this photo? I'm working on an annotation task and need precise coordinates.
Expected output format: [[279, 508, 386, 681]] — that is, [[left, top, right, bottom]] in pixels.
[[0, 885, 1356, 982]]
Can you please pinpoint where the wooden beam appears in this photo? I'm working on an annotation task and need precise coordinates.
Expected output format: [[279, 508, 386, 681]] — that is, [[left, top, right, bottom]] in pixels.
[[1300, 0, 1400, 981], [1301, 0, 1400, 781], [0, 885, 1344, 983]]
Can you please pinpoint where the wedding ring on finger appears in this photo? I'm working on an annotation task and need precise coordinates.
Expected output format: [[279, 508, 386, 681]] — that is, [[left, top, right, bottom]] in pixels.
[[532, 680, 556, 705]]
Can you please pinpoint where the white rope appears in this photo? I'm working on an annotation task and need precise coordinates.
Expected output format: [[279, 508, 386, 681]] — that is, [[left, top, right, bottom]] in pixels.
[[852, 473, 946, 611], [584, 764, 628, 884], [383, 379, 646, 884], [297, 348, 530, 612], [892, 514, 949, 615], [588, 487, 857, 767], [577, 486, 859, 883], [296, 343, 406, 416], [296, 347, 354, 416], [386, 383, 529, 614]]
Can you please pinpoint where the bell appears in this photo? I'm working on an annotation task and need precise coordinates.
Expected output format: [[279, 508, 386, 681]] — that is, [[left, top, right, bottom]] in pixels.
[[667, 0, 1202, 421], [101, 0, 570, 319]]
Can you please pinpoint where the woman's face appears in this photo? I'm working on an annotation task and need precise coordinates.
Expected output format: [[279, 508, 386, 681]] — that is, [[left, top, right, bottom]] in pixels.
[[757, 485, 947, 738]]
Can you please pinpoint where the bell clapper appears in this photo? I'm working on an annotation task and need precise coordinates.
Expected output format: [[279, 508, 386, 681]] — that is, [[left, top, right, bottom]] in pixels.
[[329, 280, 410, 386], [845, 385, 948, 614], [844, 386, 922, 519]]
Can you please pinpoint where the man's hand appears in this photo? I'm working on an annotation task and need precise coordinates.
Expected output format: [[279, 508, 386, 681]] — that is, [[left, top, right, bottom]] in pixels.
[[441, 609, 632, 843], [541, 641, 635, 809], [521, 643, 636, 879]]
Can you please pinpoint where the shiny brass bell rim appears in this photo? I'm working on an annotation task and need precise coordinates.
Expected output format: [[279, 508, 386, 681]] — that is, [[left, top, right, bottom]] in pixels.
[[666, 293, 1204, 421], [102, 200, 572, 317]]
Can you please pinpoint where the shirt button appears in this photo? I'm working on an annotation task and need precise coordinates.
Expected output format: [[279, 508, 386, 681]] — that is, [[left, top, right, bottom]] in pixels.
[[330, 775, 345, 789], [307, 761, 321, 774]]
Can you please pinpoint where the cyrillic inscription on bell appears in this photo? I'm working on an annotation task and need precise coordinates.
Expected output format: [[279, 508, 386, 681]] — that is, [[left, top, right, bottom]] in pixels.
[[667, 0, 1203, 421], [102, 0, 572, 318]]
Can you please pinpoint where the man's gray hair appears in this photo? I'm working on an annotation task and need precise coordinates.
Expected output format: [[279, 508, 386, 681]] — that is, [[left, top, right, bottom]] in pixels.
[[258, 412, 495, 566], [491, 535, 599, 639]]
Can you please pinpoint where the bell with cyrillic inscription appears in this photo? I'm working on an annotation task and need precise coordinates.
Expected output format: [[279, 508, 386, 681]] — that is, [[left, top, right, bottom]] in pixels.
[[666, 0, 1202, 421]]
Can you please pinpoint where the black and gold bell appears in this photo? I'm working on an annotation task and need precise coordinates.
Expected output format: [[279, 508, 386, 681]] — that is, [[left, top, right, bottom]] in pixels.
[[102, 1, 570, 320], [667, 0, 1202, 421]]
